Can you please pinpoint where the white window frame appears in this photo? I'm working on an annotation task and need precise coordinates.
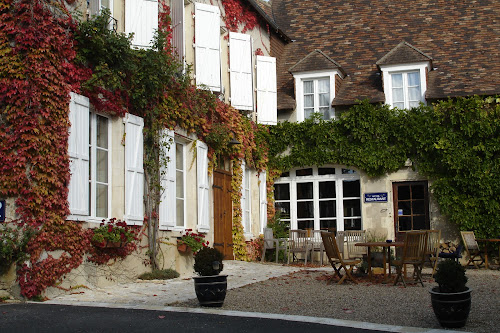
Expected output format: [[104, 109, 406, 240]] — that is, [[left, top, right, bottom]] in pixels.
[[293, 70, 338, 122], [89, 0, 115, 30], [380, 62, 430, 109], [89, 112, 112, 222], [196, 141, 210, 233], [274, 166, 362, 232]]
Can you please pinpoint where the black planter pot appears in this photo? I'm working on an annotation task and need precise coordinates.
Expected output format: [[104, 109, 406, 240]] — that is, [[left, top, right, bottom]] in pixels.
[[193, 275, 227, 307], [429, 287, 472, 328]]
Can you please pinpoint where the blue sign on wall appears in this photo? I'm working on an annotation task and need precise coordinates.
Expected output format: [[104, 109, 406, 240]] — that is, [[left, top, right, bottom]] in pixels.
[[0, 200, 5, 222], [364, 192, 388, 203]]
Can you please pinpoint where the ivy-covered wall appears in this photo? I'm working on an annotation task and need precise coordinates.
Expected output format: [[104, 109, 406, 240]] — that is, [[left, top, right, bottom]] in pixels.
[[267, 98, 500, 238]]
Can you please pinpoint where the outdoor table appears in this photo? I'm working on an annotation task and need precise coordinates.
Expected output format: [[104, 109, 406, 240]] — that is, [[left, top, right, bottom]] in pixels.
[[355, 241, 404, 281], [476, 238, 500, 269]]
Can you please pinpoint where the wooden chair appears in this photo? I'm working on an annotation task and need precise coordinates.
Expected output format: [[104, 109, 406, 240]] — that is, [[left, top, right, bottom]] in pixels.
[[261, 228, 288, 263], [310, 230, 325, 265], [393, 231, 428, 287], [425, 230, 441, 275], [344, 230, 367, 259], [321, 231, 361, 284], [287, 229, 312, 265], [336, 230, 345, 258], [460, 231, 485, 269]]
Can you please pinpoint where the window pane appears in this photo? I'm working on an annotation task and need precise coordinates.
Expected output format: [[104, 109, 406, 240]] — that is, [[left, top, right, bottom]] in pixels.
[[343, 180, 360, 197], [176, 170, 184, 196], [319, 107, 332, 120], [96, 115, 108, 149], [96, 183, 108, 218], [176, 198, 184, 227], [296, 168, 313, 177], [280, 171, 290, 177], [176, 143, 183, 170], [343, 199, 361, 216], [408, 86, 421, 102], [298, 220, 314, 230], [392, 87, 404, 103], [101, 0, 110, 9], [297, 201, 314, 218], [274, 184, 290, 200], [318, 167, 335, 175], [319, 200, 336, 217], [393, 102, 404, 109], [319, 181, 335, 198], [398, 217, 411, 231], [392, 73, 403, 88], [409, 101, 420, 108], [398, 201, 411, 215], [413, 200, 425, 214], [304, 108, 314, 119], [318, 78, 329, 93], [342, 169, 356, 174], [398, 186, 411, 200], [413, 215, 426, 230], [412, 185, 425, 199], [303, 80, 313, 94], [344, 218, 361, 230], [319, 93, 330, 107], [320, 219, 337, 231], [304, 94, 314, 108], [96, 149, 108, 183], [407, 72, 420, 86], [275, 202, 290, 219], [297, 182, 313, 199]]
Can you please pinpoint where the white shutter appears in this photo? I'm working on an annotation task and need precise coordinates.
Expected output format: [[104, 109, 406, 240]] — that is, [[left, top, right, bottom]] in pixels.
[[171, 0, 184, 63], [240, 161, 248, 232], [229, 32, 253, 110], [124, 113, 144, 225], [197, 141, 210, 233], [159, 130, 175, 230], [125, 0, 158, 49], [259, 171, 267, 234], [256, 56, 277, 125], [68, 93, 90, 218], [194, 3, 221, 92]]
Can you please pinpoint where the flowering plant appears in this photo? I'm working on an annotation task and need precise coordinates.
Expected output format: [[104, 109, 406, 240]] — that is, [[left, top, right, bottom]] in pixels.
[[177, 229, 208, 253], [91, 218, 136, 246]]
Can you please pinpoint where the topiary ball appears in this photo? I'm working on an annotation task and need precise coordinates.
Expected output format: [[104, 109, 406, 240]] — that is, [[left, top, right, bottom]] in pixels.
[[194, 247, 224, 276]]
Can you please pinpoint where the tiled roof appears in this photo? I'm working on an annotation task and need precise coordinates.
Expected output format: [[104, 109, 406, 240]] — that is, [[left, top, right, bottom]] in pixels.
[[272, 0, 500, 108], [289, 49, 345, 75]]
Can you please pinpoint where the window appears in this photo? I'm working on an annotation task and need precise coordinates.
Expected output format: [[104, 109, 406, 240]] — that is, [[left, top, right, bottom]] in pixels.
[[256, 56, 277, 125], [89, 113, 110, 219], [68, 93, 144, 224], [241, 164, 251, 233], [229, 32, 253, 111], [88, 0, 116, 30], [380, 63, 429, 109], [274, 166, 361, 231], [125, 0, 159, 49], [175, 142, 186, 227], [292, 71, 337, 122], [393, 181, 429, 232]]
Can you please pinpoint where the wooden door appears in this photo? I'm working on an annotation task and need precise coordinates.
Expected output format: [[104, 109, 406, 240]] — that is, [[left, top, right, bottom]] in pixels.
[[213, 169, 233, 259], [392, 181, 430, 240]]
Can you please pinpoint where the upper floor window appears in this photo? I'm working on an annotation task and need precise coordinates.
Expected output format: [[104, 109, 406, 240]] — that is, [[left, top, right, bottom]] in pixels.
[[380, 62, 430, 110], [293, 71, 337, 122], [88, 0, 116, 30]]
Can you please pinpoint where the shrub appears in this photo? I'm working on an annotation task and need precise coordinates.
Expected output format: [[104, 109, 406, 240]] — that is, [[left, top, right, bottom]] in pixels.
[[138, 269, 179, 280], [0, 222, 36, 275], [194, 247, 224, 276], [433, 259, 468, 293]]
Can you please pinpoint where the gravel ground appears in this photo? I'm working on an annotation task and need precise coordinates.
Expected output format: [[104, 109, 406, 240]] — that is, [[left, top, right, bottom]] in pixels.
[[175, 267, 500, 333]]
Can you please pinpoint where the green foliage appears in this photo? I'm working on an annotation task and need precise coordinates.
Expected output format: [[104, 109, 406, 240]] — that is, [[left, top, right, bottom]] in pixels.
[[433, 259, 468, 293], [266, 212, 289, 239], [194, 247, 224, 276], [269, 97, 500, 238], [178, 229, 208, 254], [138, 268, 179, 280], [0, 223, 36, 275], [91, 218, 136, 245]]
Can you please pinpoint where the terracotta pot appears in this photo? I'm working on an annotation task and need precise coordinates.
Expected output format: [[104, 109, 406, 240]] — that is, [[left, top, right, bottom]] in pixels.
[[94, 240, 124, 248], [177, 243, 191, 254]]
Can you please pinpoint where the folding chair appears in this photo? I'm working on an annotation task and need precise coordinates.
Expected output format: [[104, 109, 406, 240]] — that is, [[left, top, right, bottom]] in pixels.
[[287, 230, 312, 265], [261, 228, 288, 263], [345, 230, 367, 259], [425, 230, 441, 275], [321, 231, 360, 284], [393, 231, 428, 287], [460, 231, 485, 269]]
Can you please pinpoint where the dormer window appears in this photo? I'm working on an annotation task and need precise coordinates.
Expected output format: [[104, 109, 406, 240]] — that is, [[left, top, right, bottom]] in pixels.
[[289, 50, 345, 122], [377, 42, 433, 110]]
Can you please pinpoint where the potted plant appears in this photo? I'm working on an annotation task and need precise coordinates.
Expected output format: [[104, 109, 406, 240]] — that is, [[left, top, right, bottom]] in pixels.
[[429, 259, 471, 328], [91, 218, 136, 248], [177, 229, 208, 254], [193, 247, 227, 307]]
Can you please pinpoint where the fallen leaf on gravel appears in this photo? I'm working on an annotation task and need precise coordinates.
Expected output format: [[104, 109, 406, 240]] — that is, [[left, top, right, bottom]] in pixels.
[[280, 307, 289, 311], [342, 308, 354, 314], [158, 316, 165, 319], [153, 294, 157, 296]]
